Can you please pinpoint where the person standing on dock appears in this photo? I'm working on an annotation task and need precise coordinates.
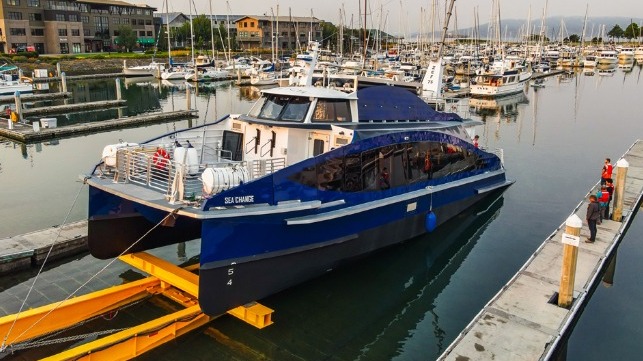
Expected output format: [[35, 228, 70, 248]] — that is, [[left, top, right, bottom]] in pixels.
[[597, 186, 610, 221], [601, 158, 613, 185], [605, 178, 615, 219], [473, 135, 480, 148], [585, 195, 601, 243]]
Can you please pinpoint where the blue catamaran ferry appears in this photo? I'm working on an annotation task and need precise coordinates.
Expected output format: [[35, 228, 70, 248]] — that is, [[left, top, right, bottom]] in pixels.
[[84, 43, 513, 316]]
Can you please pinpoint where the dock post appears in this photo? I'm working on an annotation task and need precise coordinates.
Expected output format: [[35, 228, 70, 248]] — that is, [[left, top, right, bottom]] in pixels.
[[186, 84, 191, 110], [61, 72, 68, 93], [115, 78, 122, 100], [156, 64, 162, 79], [611, 158, 629, 222], [18, 68, 23, 79], [558, 214, 582, 308], [14, 91, 23, 123]]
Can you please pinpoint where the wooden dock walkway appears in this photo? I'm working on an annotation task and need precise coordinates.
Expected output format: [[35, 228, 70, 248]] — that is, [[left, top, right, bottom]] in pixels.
[[0, 221, 88, 275], [0, 109, 198, 143], [438, 139, 643, 361], [21, 100, 126, 116], [0, 92, 72, 105]]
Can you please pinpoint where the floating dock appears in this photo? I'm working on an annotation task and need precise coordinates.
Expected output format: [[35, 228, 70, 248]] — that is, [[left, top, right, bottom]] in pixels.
[[0, 221, 88, 275], [21, 99, 126, 116], [0, 110, 198, 143], [438, 139, 643, 360], [31, 73, 122, 83], [0, 92, 72, 105]]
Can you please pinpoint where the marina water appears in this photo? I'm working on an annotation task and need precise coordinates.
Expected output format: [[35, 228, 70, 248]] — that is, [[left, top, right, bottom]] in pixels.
[[0, 68, 642, 360]]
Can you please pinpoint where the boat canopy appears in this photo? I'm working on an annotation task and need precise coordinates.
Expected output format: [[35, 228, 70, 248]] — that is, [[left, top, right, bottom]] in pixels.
[[356, 86, 462, 122]]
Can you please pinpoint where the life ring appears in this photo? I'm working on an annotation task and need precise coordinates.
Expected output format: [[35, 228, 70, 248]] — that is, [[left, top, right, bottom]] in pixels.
[[152, 147, 170, 171]]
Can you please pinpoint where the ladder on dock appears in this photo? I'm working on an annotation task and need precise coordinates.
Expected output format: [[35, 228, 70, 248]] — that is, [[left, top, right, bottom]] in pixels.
[[0, 252, 273, 360]]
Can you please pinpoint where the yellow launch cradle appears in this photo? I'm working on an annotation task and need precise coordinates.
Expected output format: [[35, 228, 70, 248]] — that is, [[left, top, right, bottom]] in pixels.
[[0, 252, 273, 360]]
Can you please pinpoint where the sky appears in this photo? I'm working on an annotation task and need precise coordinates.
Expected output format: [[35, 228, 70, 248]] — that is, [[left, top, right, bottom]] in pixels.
[[146, 0, 643, 34]]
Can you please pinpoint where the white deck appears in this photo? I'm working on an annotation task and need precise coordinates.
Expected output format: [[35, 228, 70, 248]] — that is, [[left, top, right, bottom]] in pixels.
[[438, 139, 643, 361]]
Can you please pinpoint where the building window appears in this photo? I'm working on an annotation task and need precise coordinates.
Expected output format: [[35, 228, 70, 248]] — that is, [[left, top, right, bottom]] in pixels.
[[71, 29, 80, 36], [83, 28, 90, 36], [69, 14, 78, 22], [145, 19, 151, 25], [27, 0, 39, 6], [146, 31, 152, 36], [250, 22, 254, 27], [5, 0, 19, 5], [113, 30, 119, 36], [8, 12, 23, 20], [29, 13, 43, 21], [113, 18, 120, 24], [55, 14, 65, 21], [31, 28, 44, 36], [121, 18, 128, 24], [243, 22, 247, 28], [10, 28, 27, 36], [81, 15, 89, 23], [139, 30, 145, 36], [60, 42, 69, 54], [72, 43, 81, 53], [58, 28, 67, 36]]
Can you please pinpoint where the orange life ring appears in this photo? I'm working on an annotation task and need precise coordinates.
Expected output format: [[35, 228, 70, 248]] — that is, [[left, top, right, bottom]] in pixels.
[[152, 148, 170, 170]]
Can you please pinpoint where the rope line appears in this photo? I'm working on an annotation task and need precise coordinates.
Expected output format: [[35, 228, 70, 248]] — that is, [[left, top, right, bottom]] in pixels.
[[1, 177, 88, 352], [1, 207, 182, 352]]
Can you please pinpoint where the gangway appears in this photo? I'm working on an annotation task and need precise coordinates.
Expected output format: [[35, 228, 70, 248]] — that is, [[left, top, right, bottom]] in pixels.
[[0, 252, 273, 360]]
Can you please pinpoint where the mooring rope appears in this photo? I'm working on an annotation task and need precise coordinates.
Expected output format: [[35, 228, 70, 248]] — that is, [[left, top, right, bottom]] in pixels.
[[1, 206, 182, 353], [1, 177, 88, 352]]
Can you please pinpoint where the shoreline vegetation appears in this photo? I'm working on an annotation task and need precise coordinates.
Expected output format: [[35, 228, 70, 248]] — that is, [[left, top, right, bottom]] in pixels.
[[3, 49, 278, 77]]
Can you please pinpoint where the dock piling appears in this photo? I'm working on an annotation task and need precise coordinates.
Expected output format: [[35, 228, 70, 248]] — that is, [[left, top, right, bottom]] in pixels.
[[56, 62, 61, 77], [115, 78, 122, 100], [14, 91, 23, 123], [558, 214, 582, 308], [186, 84, 191, 110], [61, 72, 68, 93], [612, 158, 629, 222]]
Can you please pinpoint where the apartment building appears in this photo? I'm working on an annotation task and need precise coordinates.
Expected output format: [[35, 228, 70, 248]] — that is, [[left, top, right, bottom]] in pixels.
[[0, 0, 156, 54], [235, 16, 322, 50]]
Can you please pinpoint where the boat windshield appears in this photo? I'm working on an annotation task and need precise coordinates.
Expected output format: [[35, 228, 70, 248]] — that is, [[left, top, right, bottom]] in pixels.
[[252, 94, 311, 122]]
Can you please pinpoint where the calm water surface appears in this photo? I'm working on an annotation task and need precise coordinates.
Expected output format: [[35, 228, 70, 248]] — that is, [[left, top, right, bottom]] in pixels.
[[0, 65, 642, 360]]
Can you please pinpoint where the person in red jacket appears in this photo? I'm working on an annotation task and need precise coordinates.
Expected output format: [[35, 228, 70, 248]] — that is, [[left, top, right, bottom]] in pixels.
[[601, 158, 612, 185], [597, 185, 610, 221]]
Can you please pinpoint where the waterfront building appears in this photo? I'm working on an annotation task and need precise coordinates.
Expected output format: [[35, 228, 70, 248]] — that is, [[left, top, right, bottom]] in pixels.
[[153, 13, 243, 50], [0, 0, 156, 54], [235, 15, 322, 51]]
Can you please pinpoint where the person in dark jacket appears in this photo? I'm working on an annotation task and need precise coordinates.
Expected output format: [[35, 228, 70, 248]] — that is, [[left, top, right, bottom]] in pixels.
[[605, 178, 615, 219], [586, 195, 601, 243]]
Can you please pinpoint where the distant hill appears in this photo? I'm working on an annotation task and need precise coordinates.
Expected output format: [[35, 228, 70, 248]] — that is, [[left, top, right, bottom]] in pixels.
[[412, 16, 643, 41]]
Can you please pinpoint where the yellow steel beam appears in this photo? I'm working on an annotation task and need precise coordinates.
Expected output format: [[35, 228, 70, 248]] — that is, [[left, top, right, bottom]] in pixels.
[[41, 305, 211, 361], [119, 252, 199, 297], [227, 303, 274, 329], [0, 277, 160, 346]]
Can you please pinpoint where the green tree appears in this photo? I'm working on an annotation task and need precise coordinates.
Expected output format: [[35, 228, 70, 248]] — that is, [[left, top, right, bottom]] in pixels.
[[607, 24, 624, 42], [624, 22, 640, 41], [321, 21, 337, 50], [116, 25, 137, 52], [567, 34, 580, 43]]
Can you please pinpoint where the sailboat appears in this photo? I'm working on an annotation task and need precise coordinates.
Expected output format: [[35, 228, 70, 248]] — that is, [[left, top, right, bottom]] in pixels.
[[161, 0, 196, 80]]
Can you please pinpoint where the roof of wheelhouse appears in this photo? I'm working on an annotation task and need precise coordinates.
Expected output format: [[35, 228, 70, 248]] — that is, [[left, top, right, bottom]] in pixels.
[[356, 86, 462, 122], [261, 86, 358, 100]]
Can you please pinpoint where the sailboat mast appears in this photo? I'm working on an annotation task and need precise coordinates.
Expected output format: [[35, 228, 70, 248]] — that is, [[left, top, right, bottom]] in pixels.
[[165, 0, 171, 65], [363, 0, 367, 68], [209, 0, 215, 59], [436, 0, 456, 59], [189, 0, 195, 66]]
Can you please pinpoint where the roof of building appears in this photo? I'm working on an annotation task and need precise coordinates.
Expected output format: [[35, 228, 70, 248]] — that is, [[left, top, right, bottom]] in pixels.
[[78, 0, 155, 9], [235, 16, 321, 23], [153, 12, 190, 25]]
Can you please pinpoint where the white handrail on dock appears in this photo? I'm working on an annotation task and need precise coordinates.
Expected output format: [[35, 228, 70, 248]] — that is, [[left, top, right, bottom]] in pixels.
[[438, 139, 643, 361]]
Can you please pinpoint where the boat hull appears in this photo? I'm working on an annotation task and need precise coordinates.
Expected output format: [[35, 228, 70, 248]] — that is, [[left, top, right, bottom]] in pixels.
[[470, 76, 530, 97], [198, 185, 508, 316]]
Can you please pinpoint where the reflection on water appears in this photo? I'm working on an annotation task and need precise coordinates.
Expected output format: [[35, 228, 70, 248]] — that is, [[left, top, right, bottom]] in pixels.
[[469, 91, 529, 121], [139, 193, 506, 361]]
